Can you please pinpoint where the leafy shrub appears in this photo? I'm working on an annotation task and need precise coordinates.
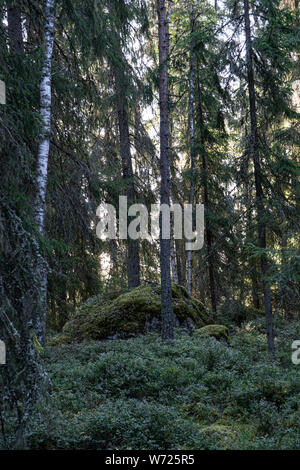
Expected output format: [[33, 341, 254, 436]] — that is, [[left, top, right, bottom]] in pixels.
[[17, 318, 300, 450]]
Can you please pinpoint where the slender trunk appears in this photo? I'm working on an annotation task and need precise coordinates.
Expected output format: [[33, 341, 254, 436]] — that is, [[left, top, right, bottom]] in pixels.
[[187, 1, 196, 296], [206, 210, 217, 312], [168, 83, 178, 286], [113, 34, 140, 289], [243, 109, 261, 309], [34, 0, 55, 345], [243, 0, 275, 355], [280, 233, 290, 318], [251, 262, 261, 309], [170, 215, 179, 284], [109, 239, 119, 284], [157, 0, 174, 340], [7, 0, 24, 54], [175, 238, 186, 286], [115, 79, 141, 289], [196, 70, 217, 312]]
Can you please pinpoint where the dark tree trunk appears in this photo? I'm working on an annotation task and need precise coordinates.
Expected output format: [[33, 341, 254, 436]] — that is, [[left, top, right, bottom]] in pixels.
[[196, 71, 217, 312], [157, 0, 174, 340], [243, 111, 261, 310], [7, 1, 24, 54], [175, 238, 186, 286], [116, 91, 141, 288], [170, 213, 179, 284], [109, 239, 119, 282], [251, 262, 261, 310], [187, 1, 196, 295], [204, 177, 217, 313], [110, 20, 140, 289], [206, 217, 217, 312], [244, 0, 275, 355], [112, 35, 140, 289]]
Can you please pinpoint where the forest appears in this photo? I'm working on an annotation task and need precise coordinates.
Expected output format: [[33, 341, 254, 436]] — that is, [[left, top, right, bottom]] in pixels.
[[0, 0, 299, 452]]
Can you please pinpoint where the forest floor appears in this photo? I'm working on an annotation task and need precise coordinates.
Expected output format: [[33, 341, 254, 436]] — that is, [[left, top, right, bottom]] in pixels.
[[28, 316, 300, 450]]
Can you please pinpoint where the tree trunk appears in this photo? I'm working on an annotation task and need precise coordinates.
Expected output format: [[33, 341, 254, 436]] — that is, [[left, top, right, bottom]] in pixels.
[[187, 1, 196, 296], [175, 238, 186, 286], [196, 70, 217, 312], [109, 239, 119, 283], [115, 74, 141, 289], [206, 214, 217, 312], [170, 215, 179, 284], [34, 0, 55, 345], [251, 262, 261, 309], [157, 0, 174, 340], [243, 0, 275, 355], [7, 0, 24, 54], [243, 109, 261, 310]]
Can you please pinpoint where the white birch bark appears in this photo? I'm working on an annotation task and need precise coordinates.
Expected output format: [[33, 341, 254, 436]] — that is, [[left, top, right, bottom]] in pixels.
[[34, 0, 55, 344], [187, 1, 196, 295], [35, 0, 55, 233]]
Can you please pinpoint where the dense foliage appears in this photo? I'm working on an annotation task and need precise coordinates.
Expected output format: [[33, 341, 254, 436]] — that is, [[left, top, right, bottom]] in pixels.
[[0, 0, 299, 450], [5, 318, 299, 450]]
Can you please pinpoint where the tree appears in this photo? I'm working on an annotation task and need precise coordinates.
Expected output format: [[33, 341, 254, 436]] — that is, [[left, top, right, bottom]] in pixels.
[[187, 0, 196, 296], [157, 0, 174, 340], [0, 1, 48, 448], [34, 0, 55, 344], [113, 34, 141, 289], [6, 0, 23, 54], [243, 0, 275, 355]]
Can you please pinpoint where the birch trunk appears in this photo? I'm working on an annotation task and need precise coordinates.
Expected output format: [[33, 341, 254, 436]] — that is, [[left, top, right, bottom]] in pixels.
[[243, 0, 275, 355], [157, 0, 174, 340], [34, 0, 55, 344], [187, 1, 196, 295]]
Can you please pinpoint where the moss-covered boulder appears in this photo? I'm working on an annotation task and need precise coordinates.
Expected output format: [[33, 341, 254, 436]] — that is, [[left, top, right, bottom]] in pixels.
[[197, 324, 229, 342], [60, 283, 209, 343]]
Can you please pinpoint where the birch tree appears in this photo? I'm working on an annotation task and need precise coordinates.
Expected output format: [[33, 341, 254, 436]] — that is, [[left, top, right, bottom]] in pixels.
[[34, 0, 55, 344]]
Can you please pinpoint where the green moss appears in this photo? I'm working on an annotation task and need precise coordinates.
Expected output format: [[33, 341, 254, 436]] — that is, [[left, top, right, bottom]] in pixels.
[[61, 283, 209, 343], [47, 333, 70, 347], [197, 423, 239, 449], [33, 332, 44, 355], [197, 324, 230, 342]]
